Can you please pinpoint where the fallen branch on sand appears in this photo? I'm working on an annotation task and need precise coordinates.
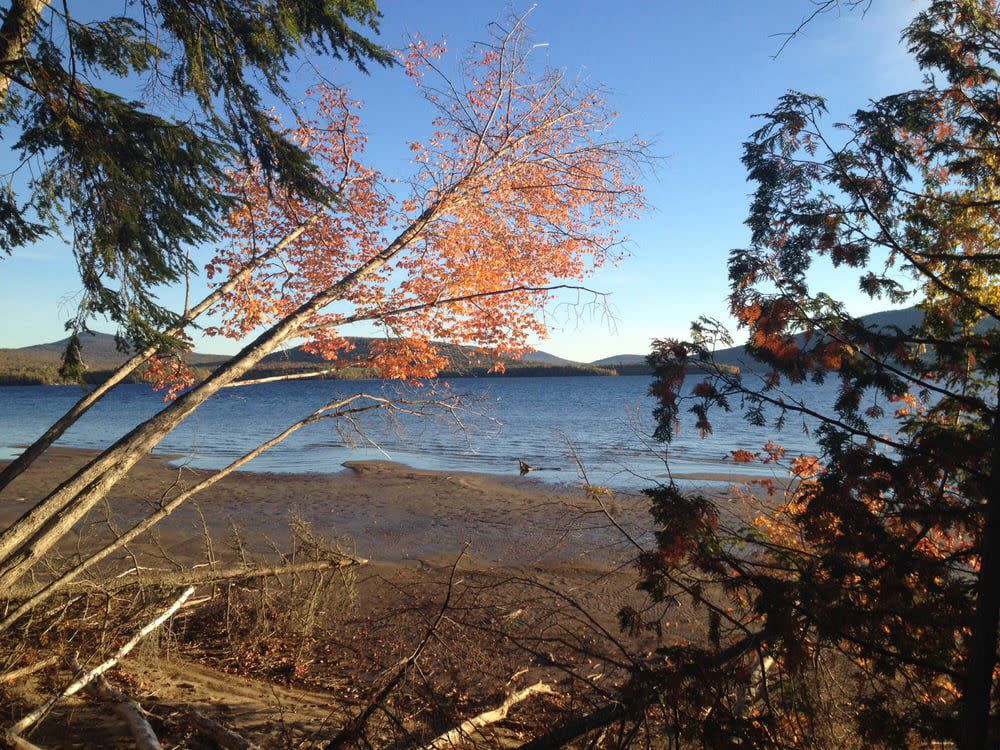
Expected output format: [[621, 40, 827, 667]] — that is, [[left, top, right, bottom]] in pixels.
[[11, 557, 366, 600], [423, 682, 555, 749], [7, 586, 194, 736], [0, 657, 59, 685], [68, 654, 161, 750], [184, 708, 262, 750], [1, 729, 44, 750]]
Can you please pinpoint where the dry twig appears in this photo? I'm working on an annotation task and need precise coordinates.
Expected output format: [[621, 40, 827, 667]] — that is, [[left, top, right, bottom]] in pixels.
[[7, 586, 194, 736], [67, 654, 161, 750]]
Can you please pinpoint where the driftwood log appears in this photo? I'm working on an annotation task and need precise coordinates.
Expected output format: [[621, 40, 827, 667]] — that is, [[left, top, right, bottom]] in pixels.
[[58, 557, 365, 595], [7, 586, 194, 736], [0, 729, 44, 750], [184, 707, 261, 750], [68, 655, 161, 750], [423, 682, 555, 749], [0, 656, 59, 685]]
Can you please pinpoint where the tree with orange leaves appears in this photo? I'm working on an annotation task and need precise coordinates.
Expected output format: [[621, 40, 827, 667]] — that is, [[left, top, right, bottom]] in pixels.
[[203, 22, 645, 381], [0, 14, 650, 626], [525, 2, 998, 749]]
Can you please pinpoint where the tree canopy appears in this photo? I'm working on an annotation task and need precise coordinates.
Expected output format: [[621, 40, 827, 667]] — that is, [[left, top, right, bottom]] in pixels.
[[0, 0, 392, 348]]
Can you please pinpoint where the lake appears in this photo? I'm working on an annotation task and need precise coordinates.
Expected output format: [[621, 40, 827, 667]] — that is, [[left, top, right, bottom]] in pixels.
[[0, 375, 897, 490]]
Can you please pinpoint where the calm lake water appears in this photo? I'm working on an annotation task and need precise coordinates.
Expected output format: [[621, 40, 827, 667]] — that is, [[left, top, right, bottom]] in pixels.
[[0, 376, 898, 490]]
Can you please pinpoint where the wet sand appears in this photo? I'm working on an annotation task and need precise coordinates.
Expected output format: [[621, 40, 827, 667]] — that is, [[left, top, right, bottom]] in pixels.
[[0, 448, 665, 567]]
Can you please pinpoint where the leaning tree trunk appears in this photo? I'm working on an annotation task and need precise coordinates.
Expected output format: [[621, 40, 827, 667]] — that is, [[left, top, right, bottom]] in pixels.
[[0, 203, 440, 591], [0, 209, 326, 494], [959, 410, 1000, 750]]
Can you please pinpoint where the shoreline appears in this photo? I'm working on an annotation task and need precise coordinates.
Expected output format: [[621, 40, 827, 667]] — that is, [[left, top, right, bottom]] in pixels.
[[3, 441, 767, 492], [0, 447, 667, 748], [0, 448, 769, 569], [0, 448, 779, 747], [0, 448, 647, 568]]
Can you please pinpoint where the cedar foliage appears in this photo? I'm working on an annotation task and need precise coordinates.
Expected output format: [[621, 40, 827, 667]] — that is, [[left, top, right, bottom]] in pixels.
[[637, 2, 1000, 747], [0, 0, 391, 350]]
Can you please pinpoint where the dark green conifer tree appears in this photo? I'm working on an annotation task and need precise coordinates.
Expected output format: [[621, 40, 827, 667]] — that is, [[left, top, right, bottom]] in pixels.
[[0, 0, 391, 349]]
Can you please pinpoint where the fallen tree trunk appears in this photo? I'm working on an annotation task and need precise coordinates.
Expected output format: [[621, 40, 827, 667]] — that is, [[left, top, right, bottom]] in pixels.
[[81, 557, 365, 594], [0, 656, 59, 685], [424, 682, 554, 749], [68, 655, 161, 750], [515, 702, 625, 750], [8, 586, 193, 736], [5, 558, 364, 613], [0, 729, 44, 750]]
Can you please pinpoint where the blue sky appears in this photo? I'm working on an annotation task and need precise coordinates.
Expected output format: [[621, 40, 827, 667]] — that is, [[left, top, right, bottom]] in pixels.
[[0, 0, 925, 361]]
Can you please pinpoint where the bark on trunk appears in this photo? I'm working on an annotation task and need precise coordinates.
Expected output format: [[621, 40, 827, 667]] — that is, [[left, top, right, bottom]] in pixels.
[[423, 682, 554, 749], [68, 655, 162, 750], [0, 0, 50, 105], [75, 557, 363, 593], [0, 729, 43, 750], [0, 656, 58, 684], [184, 708, 261, 750], [7, 587, 193, 736], [959, 413, 1000, 749]]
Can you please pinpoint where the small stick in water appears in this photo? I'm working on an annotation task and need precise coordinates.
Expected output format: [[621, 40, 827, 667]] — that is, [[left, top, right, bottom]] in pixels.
[[518, 460, 560, 475]]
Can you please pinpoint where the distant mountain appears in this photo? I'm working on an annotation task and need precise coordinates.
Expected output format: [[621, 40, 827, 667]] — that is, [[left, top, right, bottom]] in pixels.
[[520, 349, 579, 366], [1, 331, 230, 370], [258, 338, 581, 371], [5, 305, 964, 385], [0, 332, 609, 384], [586, 305, 987, 374], [847, 307, 924, 331]]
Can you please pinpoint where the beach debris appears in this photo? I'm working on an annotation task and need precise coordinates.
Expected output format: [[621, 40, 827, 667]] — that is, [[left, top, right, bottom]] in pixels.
[[0, 655, 59, 684], [7, 586, 194, 737], [422, 681, 555, 749], [183, 707, 262, 750], [68, 653, 162, 750], [9, 557, 367, 604], [1, 729, 42, 750]]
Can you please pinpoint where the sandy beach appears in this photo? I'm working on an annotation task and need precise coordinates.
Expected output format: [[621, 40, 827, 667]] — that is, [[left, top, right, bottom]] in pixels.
[[1, 448, 702, 747], [0, 448, 663, 570], [0, 441, 782, 749]]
